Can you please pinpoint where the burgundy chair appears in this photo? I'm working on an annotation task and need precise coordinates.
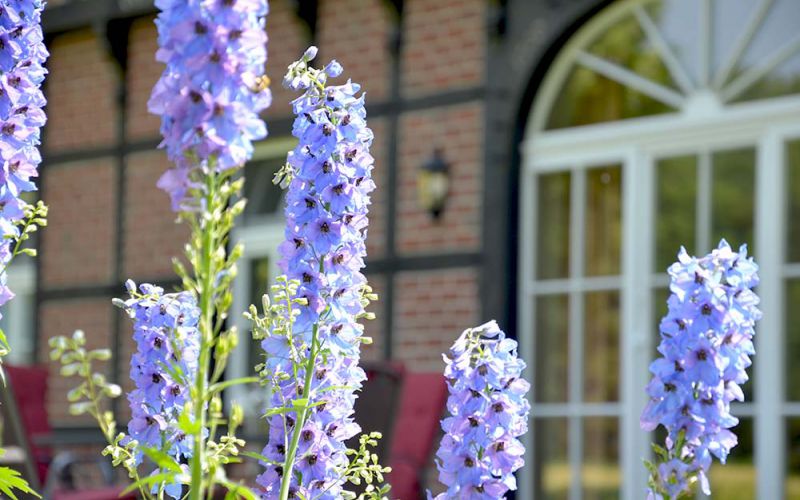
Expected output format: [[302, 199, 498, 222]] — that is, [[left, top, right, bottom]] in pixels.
[[4, 364, 136, 500], [386, 372, 448, 500]]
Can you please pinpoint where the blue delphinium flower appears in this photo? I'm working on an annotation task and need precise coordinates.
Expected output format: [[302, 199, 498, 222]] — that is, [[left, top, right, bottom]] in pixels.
[[0, 0, 47, 310], [148, 0, 271, 211], [255, 49, 374, 499], [641, 240, 761, 498], [119, 280, 201, 498], [428, 320, 530, 500]]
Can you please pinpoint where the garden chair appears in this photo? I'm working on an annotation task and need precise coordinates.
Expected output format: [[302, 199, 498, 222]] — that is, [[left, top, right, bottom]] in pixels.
[[3, 364, 136, 500], [386, 371, 447, 500]]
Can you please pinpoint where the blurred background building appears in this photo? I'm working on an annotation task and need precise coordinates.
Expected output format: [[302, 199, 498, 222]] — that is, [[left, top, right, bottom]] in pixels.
[[2, 0, 799, 498]]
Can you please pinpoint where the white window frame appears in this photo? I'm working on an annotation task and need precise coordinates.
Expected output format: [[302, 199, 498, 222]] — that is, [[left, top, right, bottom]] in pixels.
[[519, 1, 800, 498]]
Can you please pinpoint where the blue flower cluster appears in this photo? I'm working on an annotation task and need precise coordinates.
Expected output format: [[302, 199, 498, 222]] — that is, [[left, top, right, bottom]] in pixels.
[[641, 240, 761, 497], [429, 321, 530, 500], [0, 0, 47, 309], [256, 49, 374, 499], [120, 281, 200, 498], [148, 0, 271, 211]]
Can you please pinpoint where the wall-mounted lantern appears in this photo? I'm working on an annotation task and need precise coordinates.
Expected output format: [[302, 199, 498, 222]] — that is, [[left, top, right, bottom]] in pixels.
[[417, 148, 450, 219]]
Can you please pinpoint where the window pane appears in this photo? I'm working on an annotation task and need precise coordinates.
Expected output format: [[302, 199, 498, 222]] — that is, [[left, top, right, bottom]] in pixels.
[[646, 0, 702, 83], [709, 418, 756, 500], [587, 12, 680, 91], [655, 155, 696, 272], [712, 148, 755, 250], [788, 418, 800, 498], [533, 418, 569, 500], [786, 280, 800, 401], [787, 139, 800, 263], [582, 417, 620, 499], [534, 295, 569, 403], [586, 165, 622, 276], [584, 291, 619, 402], [547, 66, 676, 130], [537, 172, 571, 280], [243, 156, 285, 221], [728, 0, 800, 102], [708, 417, 755, 499]]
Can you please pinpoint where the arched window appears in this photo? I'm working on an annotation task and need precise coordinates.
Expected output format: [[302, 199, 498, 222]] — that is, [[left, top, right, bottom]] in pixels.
[[519, 1, 800, 498]]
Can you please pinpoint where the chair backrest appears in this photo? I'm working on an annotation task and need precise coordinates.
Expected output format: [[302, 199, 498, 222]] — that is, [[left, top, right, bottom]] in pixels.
[[389, 372, 446, 466], [387, 371, 447, 499], [5, 364, 52, 483]]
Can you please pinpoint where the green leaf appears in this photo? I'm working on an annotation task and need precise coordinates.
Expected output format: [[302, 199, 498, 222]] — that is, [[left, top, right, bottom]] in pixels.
[[208, 376, 259, 395], [0, 465, 41, 499], [120, 472, 175, 496], [219, 479, 257, 500], [140, 447, 182, 473], [241, 450, 280, 465]]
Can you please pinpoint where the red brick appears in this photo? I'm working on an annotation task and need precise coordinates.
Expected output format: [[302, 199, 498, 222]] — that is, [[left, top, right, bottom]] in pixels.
[[41, 159, 117, 288], [264, 0, 308, 120], [393, 267, 479, 371], [317, 0, 391, 102], [126, 17, 162, 141], [402, 0, 486, 97], [45, 29, 119, 152], [122, 150, 189, 279]]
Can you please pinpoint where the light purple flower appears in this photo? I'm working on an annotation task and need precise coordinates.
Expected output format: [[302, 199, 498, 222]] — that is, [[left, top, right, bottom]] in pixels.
[[0, 0, 47, 316], [642, 240, 761, 497], [149, 0, 271, 211], [256, 50, 373, 499], [428, 321, 530, 500]]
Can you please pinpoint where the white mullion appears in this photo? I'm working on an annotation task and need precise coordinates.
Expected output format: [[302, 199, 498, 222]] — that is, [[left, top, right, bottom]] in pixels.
[[519, 165, 536, 499], [698, 0, 712, 87], [784, 402, 800, 415], [754, 130, 785, 500], [721, 34, 800, 103], [525, 275, 622, 296], [697, 150, 712, 253], [568, 168, 586, 500], [575, 51, 686, 109], [621, 149, 650, 500], [633, 5, 694, 94], [532, 403, 621, 418], [712, 0, 774, 89]]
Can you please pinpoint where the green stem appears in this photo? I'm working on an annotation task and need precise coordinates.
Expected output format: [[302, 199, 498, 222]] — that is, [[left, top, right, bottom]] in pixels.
[[189, 171, 219, 500], [278, 323, 320, 500]]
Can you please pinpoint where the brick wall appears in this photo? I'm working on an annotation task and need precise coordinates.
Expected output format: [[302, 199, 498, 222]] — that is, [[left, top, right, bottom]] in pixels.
[[41, 159, 117, 288], [393, 268, 480, 372], [45, 29, 118, 152], [402, 0, 486, 97]]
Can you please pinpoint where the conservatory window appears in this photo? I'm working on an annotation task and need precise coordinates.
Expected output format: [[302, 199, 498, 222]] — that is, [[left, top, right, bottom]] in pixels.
[[521, 0, 800, 498]]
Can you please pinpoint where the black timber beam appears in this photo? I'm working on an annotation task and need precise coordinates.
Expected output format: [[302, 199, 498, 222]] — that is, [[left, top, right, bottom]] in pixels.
[[42, 0, 156, 35]]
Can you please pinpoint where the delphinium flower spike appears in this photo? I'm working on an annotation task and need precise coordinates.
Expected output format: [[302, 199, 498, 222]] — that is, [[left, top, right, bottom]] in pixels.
[[119, 280, 201, 499], [641, 240, 761, 499], [428, 320, 530, 500], [0, 0, 48, 345], [254, 48, 375, 500], [148, 0, 272, 211]]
